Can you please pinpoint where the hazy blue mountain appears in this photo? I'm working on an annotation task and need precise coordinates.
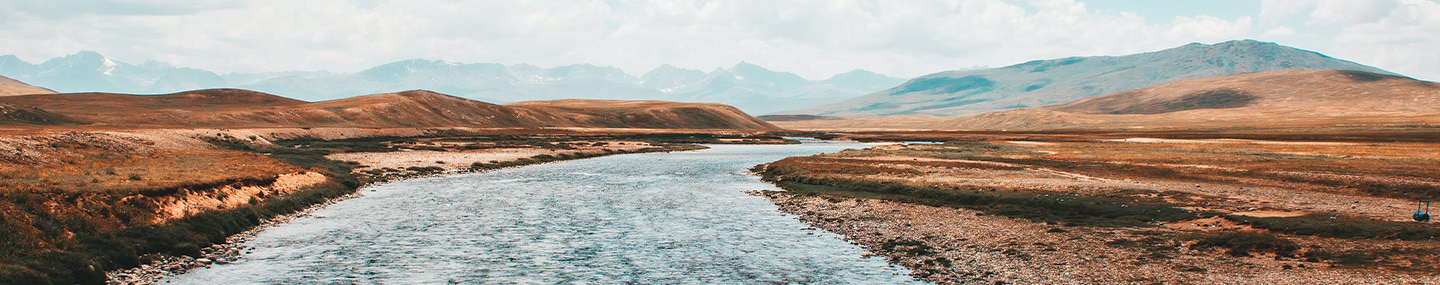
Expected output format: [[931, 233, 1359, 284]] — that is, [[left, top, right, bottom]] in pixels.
[[786, 40, 1397, 116], [821, 69, 909, 92], [729, 61, 810, 92], [0, 55, 37, 76], [220, 70, 332, 86], [0, 51, 227, 94], [647, 63, 912, 114], [0, 52, 905, 115], [640, 64, 707, 92]]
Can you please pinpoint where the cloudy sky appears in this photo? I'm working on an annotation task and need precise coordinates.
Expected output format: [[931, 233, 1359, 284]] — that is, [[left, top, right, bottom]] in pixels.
[[1, 0, 1436, 80]]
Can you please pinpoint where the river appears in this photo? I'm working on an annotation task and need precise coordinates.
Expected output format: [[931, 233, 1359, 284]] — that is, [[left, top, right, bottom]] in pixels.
[[172, 142, 921, 284]]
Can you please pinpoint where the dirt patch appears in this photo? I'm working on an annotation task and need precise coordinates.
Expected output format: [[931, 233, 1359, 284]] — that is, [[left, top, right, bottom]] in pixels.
[[326, 141, 652, 173], [1164, 217, 1253, 231], [153, 171, 327, 223]]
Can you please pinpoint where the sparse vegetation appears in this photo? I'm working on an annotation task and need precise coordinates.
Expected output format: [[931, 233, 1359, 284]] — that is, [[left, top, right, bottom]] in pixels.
[[755, 130, 1440, 282]]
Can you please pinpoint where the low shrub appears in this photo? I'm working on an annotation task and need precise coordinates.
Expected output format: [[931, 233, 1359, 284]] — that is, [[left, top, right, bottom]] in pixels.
[[1188, 232, 1299, 257]]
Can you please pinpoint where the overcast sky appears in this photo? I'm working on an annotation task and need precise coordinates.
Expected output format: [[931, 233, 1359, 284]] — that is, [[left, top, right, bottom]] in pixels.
[[1, 0, 1436, 80]]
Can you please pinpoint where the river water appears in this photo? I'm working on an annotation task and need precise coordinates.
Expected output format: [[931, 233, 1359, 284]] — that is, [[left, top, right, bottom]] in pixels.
[[173, 142, 921, 284]]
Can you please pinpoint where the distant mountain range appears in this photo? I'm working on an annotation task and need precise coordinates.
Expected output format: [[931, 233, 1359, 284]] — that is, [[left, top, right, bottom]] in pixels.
[[768, 70, 1440, 131], [786, 40, 1396, 116], [0, 52, 905, 115]]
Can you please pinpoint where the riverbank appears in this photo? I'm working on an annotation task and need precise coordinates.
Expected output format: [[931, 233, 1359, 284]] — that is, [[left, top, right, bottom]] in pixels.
[[752, 133, 1440, 284], [0, 128, 747, 284], [102, 135, 714, 284], [165, 142, 918, 284]]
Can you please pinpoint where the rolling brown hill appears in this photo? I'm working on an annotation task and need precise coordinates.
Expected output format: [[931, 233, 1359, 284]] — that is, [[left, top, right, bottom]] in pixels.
[[266, 90, 564, 128], [0, 89, 778, 130], [0, 75, 56, 96], [504, 99, 778, 130], [772, 70, 1440, 131], [0, 88, 308, 127]]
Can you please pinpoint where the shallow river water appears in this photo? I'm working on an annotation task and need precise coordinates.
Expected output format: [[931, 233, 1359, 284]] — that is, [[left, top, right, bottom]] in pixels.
[[173, 142, 922, 284]]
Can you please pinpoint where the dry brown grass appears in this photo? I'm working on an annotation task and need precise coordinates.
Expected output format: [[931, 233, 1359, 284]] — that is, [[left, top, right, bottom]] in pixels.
[[0, 132, 298, 194]]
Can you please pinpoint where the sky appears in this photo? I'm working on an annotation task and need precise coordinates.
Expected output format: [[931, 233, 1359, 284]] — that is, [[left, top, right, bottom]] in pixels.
[[0, 0, 1436, 81]]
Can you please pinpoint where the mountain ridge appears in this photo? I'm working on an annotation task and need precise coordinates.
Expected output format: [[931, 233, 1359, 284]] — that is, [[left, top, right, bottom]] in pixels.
[[771, 70, 1440, 131], [785, 39, 1394, 117]]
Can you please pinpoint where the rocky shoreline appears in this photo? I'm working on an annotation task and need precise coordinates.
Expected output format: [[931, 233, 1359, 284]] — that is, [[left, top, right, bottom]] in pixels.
[[105, 189, 360, 285]]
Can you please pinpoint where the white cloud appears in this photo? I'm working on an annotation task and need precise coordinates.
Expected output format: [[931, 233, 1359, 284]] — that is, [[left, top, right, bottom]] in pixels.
[[1166, 15, 1253, 41], [1257, 0, 1440, 80], [1264, 26, 1295, 36], [0, 0, 1336, 80], [1328, 0, 1440, 80], [1307, 0, 1400, 25]]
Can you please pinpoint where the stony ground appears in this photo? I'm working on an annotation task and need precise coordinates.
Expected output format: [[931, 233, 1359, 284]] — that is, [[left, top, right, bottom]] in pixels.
[[758, 191, 1440, 285]]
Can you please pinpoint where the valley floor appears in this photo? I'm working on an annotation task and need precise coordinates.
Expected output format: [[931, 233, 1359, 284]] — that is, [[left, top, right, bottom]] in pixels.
[[754, 130, 1440, 284], [0, 127, 755, 284]]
